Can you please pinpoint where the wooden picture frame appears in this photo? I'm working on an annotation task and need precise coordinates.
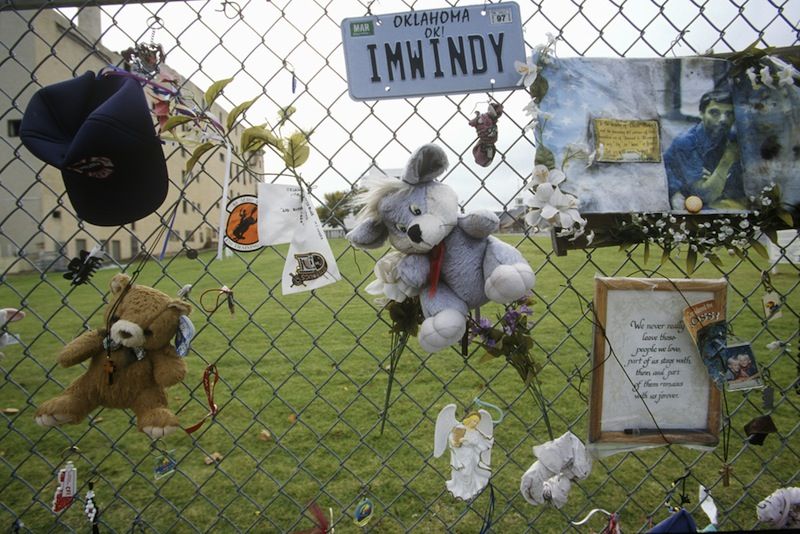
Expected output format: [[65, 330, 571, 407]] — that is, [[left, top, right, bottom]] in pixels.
[[588, 277, 726, 450]]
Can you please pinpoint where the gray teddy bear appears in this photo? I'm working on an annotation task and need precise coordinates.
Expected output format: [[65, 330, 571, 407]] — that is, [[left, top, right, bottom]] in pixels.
[[347, 144, 536, 352]]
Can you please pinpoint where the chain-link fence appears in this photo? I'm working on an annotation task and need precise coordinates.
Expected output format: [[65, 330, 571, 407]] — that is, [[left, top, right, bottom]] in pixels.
[[1, 0, 798, 532]]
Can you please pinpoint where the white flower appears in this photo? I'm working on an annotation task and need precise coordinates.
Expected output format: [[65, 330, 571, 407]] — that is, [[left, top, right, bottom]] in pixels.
[[364, 252, 419, 303], [531, 164, 565, 187], [515, 57, 539, 88], [777, 64, 797, 87], [522, 100, 541, 132], [746, 67, 761, 89], [740, 220, 750, 229], [525, 183, 585, 230], [760, 65, 775, 89]]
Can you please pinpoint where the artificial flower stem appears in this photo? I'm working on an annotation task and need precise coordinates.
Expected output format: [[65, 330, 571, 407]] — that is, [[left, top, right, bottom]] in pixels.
[[380, 330, 409, 435]]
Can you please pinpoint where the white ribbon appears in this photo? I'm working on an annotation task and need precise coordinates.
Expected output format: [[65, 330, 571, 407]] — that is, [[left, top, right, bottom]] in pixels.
[[216, 141, 233, 260]]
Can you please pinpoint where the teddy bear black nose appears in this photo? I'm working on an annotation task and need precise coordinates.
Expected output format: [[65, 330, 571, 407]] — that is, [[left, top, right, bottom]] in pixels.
[[118, 330, 133, 339], [407, 224, 422, 243]]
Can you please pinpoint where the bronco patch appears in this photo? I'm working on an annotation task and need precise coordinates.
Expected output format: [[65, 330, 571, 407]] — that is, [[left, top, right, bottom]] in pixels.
[[224, 195, 262, 252]]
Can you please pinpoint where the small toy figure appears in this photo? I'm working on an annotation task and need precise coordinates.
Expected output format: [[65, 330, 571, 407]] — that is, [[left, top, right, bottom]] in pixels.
[[433, 404, 494, 500], [468, 102, 504, 167]]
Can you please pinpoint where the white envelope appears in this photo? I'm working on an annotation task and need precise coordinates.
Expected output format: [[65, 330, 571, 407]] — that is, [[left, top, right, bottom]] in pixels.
[[257, 183, 304, 246]]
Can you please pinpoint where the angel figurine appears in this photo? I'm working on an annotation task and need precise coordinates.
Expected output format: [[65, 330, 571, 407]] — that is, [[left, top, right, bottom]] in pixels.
[[434, 404, 494, 500]]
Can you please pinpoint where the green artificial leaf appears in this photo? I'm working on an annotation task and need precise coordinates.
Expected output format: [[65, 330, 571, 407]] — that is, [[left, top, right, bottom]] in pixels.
[[750, 239, 769, 259], [734, 248, 747, 261], [534, 144, 556, 170], [777, 210, 794, 228], [240, 126, 283, 154], [161, 115, 193, 132], [185, 142, 216, 173], [643, 241, 650, 264], [282, 131, 310, 168], [765, 229, 779, 245], [529, 75, 549, 103], [226, 97, 258, 131], [479, 352, 496, 364], [204, 77, 234, 108], [686, 249, 697, 273], [708, 253, 724, 268], [277, 105, 296, 125], [659, 247, 671, 267]]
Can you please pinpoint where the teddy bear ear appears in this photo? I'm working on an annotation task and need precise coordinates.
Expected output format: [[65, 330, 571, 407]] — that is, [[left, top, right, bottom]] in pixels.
[[402, 144, 448, 185], [109, 273, 132, 295], [346, 217, 388, 249], [168, 299, 192, 316]]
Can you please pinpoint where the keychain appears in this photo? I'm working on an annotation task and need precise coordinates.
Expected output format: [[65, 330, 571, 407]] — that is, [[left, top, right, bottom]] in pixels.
[[84, 480, 100, 533], [52, 460, 77, 513], [760, 272, 783, 322], [152, 441, 178, 480]]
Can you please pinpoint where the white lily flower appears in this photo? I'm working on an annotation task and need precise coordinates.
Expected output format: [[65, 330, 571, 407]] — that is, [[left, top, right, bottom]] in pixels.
[[760, 65, 775, 89], [525, 183, 585, 230], [515, 57, 539, 88], [777, 64, 798, 87], [531, 164, 566, 187], [364, 252, 419, 303]]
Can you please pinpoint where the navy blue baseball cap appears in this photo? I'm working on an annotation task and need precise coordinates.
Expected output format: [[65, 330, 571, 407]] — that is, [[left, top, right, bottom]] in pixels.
[[20, 71, 168, 226]]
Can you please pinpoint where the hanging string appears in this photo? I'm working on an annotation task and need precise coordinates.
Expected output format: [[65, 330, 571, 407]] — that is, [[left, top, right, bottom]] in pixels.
[[477, 483, 495, 534], [199, 287, 235, 315]]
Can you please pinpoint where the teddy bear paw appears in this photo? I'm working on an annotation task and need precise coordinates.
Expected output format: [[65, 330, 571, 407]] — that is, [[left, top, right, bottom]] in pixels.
[[143, 425, 179, 439], [35, 412, 75, 427], [485, 263, 535, 304], [419, 309, 466, 353]]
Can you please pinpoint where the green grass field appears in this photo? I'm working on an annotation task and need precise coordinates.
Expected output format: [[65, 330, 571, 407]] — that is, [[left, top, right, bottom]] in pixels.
[[1, 236, 797, 533]]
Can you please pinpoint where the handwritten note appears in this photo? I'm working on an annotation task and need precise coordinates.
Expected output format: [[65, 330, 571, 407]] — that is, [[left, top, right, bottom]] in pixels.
[[593, 119, 661, 163], [600, 288, 713, 432]]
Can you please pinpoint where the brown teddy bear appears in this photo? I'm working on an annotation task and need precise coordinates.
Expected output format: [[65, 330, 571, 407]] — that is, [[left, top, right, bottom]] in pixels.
[[35, 273, 193, 438]]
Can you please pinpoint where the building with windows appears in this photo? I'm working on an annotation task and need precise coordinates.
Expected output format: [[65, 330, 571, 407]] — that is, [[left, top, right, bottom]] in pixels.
[[0, 7, 262, 274]]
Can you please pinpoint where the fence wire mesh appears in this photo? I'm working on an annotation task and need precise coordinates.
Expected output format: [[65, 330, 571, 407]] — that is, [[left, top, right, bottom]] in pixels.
[[0, 0, 799, 532]]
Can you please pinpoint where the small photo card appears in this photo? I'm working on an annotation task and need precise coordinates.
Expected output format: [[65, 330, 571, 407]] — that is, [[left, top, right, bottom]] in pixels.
[[762, 291, 783, 322], [723, 342, 763, 391]]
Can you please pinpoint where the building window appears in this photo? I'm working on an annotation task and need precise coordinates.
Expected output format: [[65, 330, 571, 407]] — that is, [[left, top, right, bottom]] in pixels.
[[219, 152, 225, 162], [52, 209, 61, 219], [182, 200, 189, 214], [111, 240, 121, 261], [169, 231, 181, 242], [7, 119, 21, 137], [184, 230, 193, 241], [75, 238, 87, 255], [131, 221, 136, 231]]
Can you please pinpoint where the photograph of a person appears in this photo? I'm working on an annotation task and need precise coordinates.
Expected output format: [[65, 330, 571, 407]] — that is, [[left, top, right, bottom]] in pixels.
[[664, 88, 746, 211], [723, 343, 763, 391]]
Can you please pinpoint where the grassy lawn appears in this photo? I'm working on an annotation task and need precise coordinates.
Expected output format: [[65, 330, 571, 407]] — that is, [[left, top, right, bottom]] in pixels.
[[0, 236, 797, 533]]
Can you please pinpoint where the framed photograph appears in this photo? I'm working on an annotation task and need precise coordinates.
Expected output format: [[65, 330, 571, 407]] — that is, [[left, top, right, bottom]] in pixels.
[[589, 277, 726, 452]]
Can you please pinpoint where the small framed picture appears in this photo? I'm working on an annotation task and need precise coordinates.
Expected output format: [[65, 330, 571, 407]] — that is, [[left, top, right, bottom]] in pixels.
[[723, 342, 763, 391]]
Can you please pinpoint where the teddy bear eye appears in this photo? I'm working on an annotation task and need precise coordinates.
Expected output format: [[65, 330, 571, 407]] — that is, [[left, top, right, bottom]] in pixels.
[[395, 223, 408, 233], [144, 328, 153, 337], [110, 315, 119, 323], [409, 205, 422, 216]]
